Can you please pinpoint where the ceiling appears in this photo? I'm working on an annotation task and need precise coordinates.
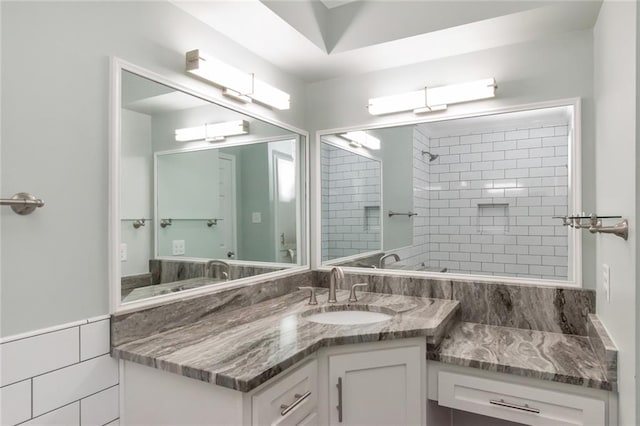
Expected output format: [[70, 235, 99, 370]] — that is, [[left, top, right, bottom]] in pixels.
[[172, 0, 602, 83]]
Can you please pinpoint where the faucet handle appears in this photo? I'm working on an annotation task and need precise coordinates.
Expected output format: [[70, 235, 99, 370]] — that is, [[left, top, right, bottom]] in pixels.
[[298, 286, 318, 305], [348, 283, 368, 303]]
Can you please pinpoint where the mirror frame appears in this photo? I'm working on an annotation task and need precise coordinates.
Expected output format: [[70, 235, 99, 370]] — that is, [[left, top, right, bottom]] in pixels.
[[109, 57, 310, 313], [314, 98, 582, 288]]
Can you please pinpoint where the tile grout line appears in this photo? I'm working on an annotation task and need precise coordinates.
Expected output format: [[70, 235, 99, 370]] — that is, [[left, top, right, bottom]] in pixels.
[[5, 352, 112, 389], [16, 383, 119, 424], [16, 400, 80, 425]]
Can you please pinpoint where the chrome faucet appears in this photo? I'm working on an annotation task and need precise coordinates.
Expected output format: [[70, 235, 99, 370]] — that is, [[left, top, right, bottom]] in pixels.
[[206, 260, 230, 280], [328, 267, 344, 303], [379, 253, 400, 269]]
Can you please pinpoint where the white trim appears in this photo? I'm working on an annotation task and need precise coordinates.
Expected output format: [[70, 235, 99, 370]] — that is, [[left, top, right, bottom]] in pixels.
[[110, 57, 310, 313], [0, 314, 110, 345], [314, 98, 583, 288], [316, 264, 580, 289], [109, 57, 122, 314]]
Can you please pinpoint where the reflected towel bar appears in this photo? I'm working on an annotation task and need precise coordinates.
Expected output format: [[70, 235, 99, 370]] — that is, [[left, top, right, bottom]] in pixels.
[[1, 192, 45, 215], [388, 210, 417, 217]]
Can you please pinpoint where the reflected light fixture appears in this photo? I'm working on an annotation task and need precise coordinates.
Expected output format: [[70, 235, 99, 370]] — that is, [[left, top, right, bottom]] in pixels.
[[368, 78, 496, 116], [186, 49, 290, 110], [340, 131, 381, 150], [175, 120, 249, 143]]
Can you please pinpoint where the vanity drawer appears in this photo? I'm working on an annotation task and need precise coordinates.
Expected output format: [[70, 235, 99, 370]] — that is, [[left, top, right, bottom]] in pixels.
[[252, 359, 318, 426], [438, 371, 605, 426]]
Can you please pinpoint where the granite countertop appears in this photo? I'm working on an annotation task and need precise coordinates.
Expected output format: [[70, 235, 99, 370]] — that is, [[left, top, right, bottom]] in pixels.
[[112, 289, 460, 392], [429, 322, 614, 391], [113, 286, 615, 394]]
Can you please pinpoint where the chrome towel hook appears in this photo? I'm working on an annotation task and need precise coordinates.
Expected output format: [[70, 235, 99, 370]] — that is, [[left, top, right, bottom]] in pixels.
[[0, 192, 45, 215]]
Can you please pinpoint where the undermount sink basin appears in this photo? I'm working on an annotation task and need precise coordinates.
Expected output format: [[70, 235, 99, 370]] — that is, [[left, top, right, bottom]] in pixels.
[[302, 306, 394, 325]]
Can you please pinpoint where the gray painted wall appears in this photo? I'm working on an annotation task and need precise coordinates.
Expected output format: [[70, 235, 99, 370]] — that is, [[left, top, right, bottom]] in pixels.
[[0, 1, 306, 336]]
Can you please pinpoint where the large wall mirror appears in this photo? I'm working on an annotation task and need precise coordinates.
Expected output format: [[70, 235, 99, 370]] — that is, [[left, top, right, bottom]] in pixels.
[[319, 100, 581, 286], [113, 61, 308, 307]]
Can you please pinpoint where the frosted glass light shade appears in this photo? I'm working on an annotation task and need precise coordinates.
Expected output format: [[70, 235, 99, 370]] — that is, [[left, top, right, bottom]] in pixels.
[[175, 120, 249, 142], [186, 49, 290, 110], [368, 78, 496, 116]]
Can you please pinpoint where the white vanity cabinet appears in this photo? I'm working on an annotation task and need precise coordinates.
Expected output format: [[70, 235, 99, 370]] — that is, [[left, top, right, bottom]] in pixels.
[[327, 345, 423, 425], [428, 362, 615, 426], [252, 359, 318, 426], [120, 357, 318, 426], [120, 338, 426, 426]]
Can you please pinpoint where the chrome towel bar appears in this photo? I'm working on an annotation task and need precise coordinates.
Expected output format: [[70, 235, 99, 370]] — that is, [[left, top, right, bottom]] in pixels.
[[1, 192, 44, 215], [388, 210, 418, 217]]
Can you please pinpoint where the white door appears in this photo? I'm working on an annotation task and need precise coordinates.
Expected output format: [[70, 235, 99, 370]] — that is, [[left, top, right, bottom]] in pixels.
[[328, 346, 422, 426], [273, 151, 297, 263], [218, 153, 237, 259]]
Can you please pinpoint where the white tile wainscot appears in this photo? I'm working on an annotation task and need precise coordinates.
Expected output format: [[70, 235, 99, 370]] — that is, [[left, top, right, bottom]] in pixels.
[[0, 316, 119, 426]]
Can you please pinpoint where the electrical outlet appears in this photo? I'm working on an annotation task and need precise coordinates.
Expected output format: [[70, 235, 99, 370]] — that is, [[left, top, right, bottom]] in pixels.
[[120, 243, 128, 262], [172, 240, 185, 255], [252, 212, 262, 223], [602, 264, 610, 302]]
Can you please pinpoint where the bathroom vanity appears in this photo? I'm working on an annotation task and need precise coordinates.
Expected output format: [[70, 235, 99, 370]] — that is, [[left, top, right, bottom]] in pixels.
[[112, 283, 616, 426], [120, 339, 425, 426], [112, 289, 457, 425]]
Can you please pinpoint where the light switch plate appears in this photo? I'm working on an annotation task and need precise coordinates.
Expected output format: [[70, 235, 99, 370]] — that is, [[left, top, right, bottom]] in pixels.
[[120, 243, 127, 262], [252, 212, 262, 223], [602, 264, 610, 302], [172, 240, 185, 255]]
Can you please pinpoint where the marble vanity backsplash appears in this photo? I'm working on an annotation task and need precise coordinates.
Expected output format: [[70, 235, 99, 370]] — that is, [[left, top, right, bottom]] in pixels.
[[112, 271, 313, 347], [121, 273, 153, 297], [588, 314, 618, 385], [149, 259, 286, 284], [313, 271, 595, 336], [120, 260, 288, 298]]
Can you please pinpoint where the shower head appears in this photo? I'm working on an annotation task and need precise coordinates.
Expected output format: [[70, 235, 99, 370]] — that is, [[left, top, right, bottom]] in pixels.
[[421, 151, 439, 162]]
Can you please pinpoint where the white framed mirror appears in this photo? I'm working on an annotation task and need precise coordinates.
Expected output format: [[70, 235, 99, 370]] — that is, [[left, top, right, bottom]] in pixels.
[[110, 58, 309, 311], [316, 98, 582, 287]]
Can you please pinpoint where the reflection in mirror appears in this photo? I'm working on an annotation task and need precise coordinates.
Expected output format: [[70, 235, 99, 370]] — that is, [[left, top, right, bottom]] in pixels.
[[321, 141, 382, 262], [321, 104, 577, 283], [119, 70, 306, 304]]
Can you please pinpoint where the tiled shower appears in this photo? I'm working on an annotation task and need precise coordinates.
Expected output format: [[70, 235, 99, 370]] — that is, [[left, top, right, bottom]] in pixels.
[[322, 109, 571, 281], [415, 120, 570, 280], [321, 144, 382, 261]]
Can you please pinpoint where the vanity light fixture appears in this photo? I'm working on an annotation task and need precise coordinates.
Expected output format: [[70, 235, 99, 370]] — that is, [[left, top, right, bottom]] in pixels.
[[340, 131, 381, 150], [175, 120, 249, 143], [368, 78, 497, 116], [186, 49, 291, 110]]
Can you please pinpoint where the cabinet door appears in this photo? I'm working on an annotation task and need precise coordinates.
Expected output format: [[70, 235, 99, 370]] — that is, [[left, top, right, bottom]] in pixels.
[[328, 346, 422, 426]]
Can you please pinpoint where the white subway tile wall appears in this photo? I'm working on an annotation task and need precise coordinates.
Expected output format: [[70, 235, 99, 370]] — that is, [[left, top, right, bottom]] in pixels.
[[420, 122, 569, 280], [321, 143, 382, 261], [0, 318, 119, 426], [393, 126, 432, 268]]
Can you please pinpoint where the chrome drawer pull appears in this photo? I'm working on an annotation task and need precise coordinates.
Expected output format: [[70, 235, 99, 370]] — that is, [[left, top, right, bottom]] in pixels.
[[337, 377, 343, 423], [280, 391, 311, 416], [490, 399, 540, 414]]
